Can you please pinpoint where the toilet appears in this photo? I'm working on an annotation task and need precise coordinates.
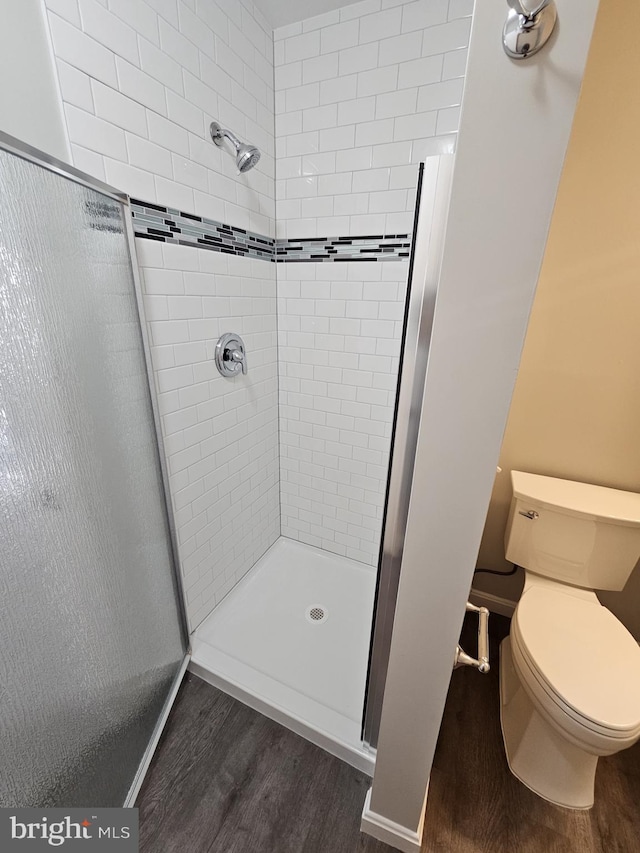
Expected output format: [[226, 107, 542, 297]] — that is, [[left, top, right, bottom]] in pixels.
[[500, 471, 640, 809]]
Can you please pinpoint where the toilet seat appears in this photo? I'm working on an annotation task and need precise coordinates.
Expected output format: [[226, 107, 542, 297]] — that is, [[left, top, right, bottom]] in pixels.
[[512, 586, 640, 739]]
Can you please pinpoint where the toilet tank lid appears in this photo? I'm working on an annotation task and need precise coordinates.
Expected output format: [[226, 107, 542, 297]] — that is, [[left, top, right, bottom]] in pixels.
[[511, 471, 640, 527]]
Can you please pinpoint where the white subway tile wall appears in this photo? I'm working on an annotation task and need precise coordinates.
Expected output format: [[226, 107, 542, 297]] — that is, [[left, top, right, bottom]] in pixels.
[[137, 239, 280, 630], [278, 260, 409, 565], [274, 0, 471, 238], [39, 0, 474, 619], [45, 0, 275, 235]]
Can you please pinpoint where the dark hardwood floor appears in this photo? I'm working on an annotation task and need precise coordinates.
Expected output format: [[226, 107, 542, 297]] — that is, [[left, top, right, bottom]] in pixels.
[[137, 616, 640, 852], [421, 616, 640, 853], [136, 673, 391, 853]]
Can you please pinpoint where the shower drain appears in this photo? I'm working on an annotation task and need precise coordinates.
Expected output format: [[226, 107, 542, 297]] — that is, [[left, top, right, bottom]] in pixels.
[[305, 605, 328, 624]]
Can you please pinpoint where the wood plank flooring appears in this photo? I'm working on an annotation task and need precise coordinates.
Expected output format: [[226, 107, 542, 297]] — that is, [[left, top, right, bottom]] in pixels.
[[137, 616, 640, 852], [421, 617, 640, 853], [137, 673, 391, 853]]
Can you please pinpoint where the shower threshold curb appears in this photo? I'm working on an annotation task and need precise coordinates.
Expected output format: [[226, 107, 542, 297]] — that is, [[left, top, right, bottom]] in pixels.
[[189, 648, 376, 776]]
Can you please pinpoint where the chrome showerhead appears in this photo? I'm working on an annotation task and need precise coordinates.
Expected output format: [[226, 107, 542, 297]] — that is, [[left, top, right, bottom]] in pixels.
[[235, 143, 261, 174], [210, 121, 261, 173]]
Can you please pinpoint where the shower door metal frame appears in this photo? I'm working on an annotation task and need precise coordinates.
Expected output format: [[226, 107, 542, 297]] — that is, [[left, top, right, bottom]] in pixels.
[[0, 129, 191, 804], [362, 154, 455, 749]]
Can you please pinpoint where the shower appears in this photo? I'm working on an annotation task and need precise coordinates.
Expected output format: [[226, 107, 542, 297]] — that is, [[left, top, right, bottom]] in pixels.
[[209, 121, 261, 173]]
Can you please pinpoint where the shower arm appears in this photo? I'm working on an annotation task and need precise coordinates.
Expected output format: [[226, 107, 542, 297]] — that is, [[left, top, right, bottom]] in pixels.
[[210, 124, 241, 151], [209, 121, 261, 174]]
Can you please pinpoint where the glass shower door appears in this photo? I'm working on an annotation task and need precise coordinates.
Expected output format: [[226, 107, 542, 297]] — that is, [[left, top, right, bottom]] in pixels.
[[362, 155, 455, 748], [0, 138, 187, 807]]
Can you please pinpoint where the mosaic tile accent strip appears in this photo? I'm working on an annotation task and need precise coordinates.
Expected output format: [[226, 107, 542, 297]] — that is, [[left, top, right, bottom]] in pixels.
[[130, 200, 411, 262], [275, 234, 410, 262], [130, 199, 274, 261]]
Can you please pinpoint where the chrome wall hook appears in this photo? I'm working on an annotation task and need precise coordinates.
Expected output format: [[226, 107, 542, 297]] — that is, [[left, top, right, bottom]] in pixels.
[[503, 0, 557, 60]]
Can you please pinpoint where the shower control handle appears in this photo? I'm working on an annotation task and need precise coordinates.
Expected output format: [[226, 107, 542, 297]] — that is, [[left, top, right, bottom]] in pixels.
[[228, 348, 247, 374], [215, 332, 248, 377]]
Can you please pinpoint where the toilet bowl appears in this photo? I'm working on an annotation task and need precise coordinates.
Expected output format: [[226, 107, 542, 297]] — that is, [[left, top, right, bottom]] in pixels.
[[500, 579, 640, 807], [499, 472, 640, 808]]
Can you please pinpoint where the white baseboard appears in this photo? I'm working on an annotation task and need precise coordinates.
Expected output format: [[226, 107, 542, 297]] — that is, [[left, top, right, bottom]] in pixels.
[[360, 788, 425, 853], [469, 587, 516, 617]]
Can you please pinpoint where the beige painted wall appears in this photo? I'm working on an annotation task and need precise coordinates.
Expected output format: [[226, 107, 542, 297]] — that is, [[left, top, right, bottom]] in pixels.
[[476, 0, 640, 638]]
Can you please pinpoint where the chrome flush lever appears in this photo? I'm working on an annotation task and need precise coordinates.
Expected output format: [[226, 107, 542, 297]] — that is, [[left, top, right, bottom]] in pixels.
[[518, 509, 539, 520]]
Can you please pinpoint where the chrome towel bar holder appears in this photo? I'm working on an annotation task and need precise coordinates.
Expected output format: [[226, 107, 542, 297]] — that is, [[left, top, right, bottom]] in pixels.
[[455, 601, 491, 673]]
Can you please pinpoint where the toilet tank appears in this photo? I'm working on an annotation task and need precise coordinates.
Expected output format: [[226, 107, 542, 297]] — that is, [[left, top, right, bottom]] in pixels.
[[505, 472, 640, 591]]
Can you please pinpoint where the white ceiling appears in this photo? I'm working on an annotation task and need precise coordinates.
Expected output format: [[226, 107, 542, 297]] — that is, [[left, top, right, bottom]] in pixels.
[[253, 0, 361, 30]]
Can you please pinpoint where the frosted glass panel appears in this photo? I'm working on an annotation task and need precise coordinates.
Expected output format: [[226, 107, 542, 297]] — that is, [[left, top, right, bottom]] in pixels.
[[0, 148, 185, 807]]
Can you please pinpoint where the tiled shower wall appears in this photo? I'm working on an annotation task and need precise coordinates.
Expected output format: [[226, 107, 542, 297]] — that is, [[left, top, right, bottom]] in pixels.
[[36, 0, 472, 622], [274, 0, 472, 238], [273, 0, 471, 564], [42, 0, 279, 629], [278, 260, 408, 564], [137, 238, 279, 630], [44, 0, 275, 234]]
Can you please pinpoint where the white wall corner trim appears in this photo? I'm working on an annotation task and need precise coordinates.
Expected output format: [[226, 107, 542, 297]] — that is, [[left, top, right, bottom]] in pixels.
[[364, 0, 602, 844], [0, 0, 71, 162], [360, 787, 426, 853]]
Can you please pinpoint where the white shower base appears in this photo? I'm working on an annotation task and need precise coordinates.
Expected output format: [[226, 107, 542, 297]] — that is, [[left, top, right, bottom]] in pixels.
[[190, 537, 377, 774]]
